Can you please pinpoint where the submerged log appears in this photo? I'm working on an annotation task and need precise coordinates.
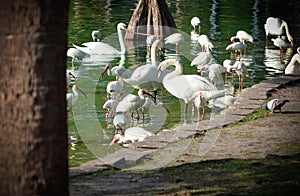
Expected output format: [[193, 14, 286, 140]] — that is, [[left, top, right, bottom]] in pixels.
[[125, 0, 177, 41]]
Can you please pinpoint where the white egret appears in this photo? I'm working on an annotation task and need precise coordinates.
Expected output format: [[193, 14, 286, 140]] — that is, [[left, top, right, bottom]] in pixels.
[[157, 59, 216, 116], [109, 126, 153, 147], [67, 85, 87, 108]]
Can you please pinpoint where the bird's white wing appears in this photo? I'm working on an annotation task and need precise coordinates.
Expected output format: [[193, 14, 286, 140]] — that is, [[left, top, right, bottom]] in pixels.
[[125, 127, 153, 141]]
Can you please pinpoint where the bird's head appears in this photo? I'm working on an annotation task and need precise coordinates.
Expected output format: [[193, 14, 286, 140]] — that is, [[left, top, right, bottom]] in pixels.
[[109, 134, 121, 147], [68, 71, 76, 79], [230, 36, 237, 43], [118, 22, 127, 31], [142, 90, 155, 100]]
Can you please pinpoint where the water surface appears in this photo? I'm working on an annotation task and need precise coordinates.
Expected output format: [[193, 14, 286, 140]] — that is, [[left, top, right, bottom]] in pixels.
[[67, 0, 300, 167]]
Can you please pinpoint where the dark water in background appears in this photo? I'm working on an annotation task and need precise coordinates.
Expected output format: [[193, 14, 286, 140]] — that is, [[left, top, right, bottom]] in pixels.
[[67, 0, 300, 167]]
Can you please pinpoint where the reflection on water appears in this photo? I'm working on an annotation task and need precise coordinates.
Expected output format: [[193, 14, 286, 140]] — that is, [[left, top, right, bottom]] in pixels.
[[264, 48, 294, 74], [67, 0, 300, 167]]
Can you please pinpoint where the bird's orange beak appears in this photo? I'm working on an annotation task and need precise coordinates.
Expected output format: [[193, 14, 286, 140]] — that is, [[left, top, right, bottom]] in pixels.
[[157, 68, 162, 78], [162, 104, 170, 115], [109, 135, 118, 147], [101, 64, 109, 79], [77, 86, 87, 98]]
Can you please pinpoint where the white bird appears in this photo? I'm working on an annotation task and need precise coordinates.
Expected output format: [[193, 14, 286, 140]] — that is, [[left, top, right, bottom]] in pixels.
[[209, 95, 236, 109], [207, 63, 226, 86], [190, 51, 212, 75], [103, 99, 119, 122], [197, 34, 214, 52], [264, 17, 294, 48], [91, 30, 101, 42], [123, 40, 167, 100], [226, 40, 247, 60], [101, 64, 132, 83], [190, 16, 201, 33], [141, 97, 170, 120], [193, 92, 206, 120], [193, 89, 227, 120], [66, 70, 76, 86], [271, 37, 293, 59], [116, 89, 152, 121], [146, 35, 156, 54], [263, 98, 289, 114], [157, 59, 217, 116], [67, 85, 87, 108], [73, 22, 127, 55], [164, 33, 184, 53], [106, 81, 123, 100], [223, 59, 235, 81], [113, 113, 127, 134], [231, 30, 253, 43], [67, 48, 90, 67], [227, 61, 249, 90], [109, 126, 153, 147], [285, 47, 300, 75]]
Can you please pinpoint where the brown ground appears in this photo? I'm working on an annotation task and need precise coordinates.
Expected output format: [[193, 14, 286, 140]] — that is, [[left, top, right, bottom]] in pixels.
[[69, 80, 300, 195]]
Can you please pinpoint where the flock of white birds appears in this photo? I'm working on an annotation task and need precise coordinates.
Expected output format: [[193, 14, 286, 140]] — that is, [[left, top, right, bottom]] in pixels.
[[66, 16, 299, 146]]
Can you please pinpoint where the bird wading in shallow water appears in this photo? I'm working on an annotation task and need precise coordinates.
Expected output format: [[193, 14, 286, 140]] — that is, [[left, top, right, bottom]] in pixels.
[[264, 17, 294, 48], [103, 99, 119, 122], [116, 89, 154, 122], [113, 113, 127, 134], [67, 85, 87, 108], [157, 59, 216, 122], [164, 33, 184, 54], [73, 22, 127, 55], [271, 37, 293, 61], [67, 48, 90, 67]]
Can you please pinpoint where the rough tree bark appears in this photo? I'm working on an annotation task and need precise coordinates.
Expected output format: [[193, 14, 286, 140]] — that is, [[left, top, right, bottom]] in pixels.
[[125, 0, 177, 41], [0, 0, 69, 195]]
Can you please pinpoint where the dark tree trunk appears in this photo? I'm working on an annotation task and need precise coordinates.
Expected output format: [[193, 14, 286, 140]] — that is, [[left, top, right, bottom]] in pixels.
[[0, 0, 69, 195], [125, 0, 177, 41]]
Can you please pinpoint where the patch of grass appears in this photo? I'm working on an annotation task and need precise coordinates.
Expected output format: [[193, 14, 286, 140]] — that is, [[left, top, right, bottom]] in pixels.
[[242, 107, 269, 122], [226, 107, 270, 128], [151, 154, 300, 195]]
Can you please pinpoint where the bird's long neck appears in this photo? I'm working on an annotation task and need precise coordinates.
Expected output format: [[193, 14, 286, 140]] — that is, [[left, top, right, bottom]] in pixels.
[[281, 22, 293, 43], [138, 91, 146, 100], [163, 60, 183, 81], [151, 44, 158, 66], [117, 27, 126, 54], [107, 66, 112, 76], [289, 53, 300, 66], [73, 88, 79, 96]]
